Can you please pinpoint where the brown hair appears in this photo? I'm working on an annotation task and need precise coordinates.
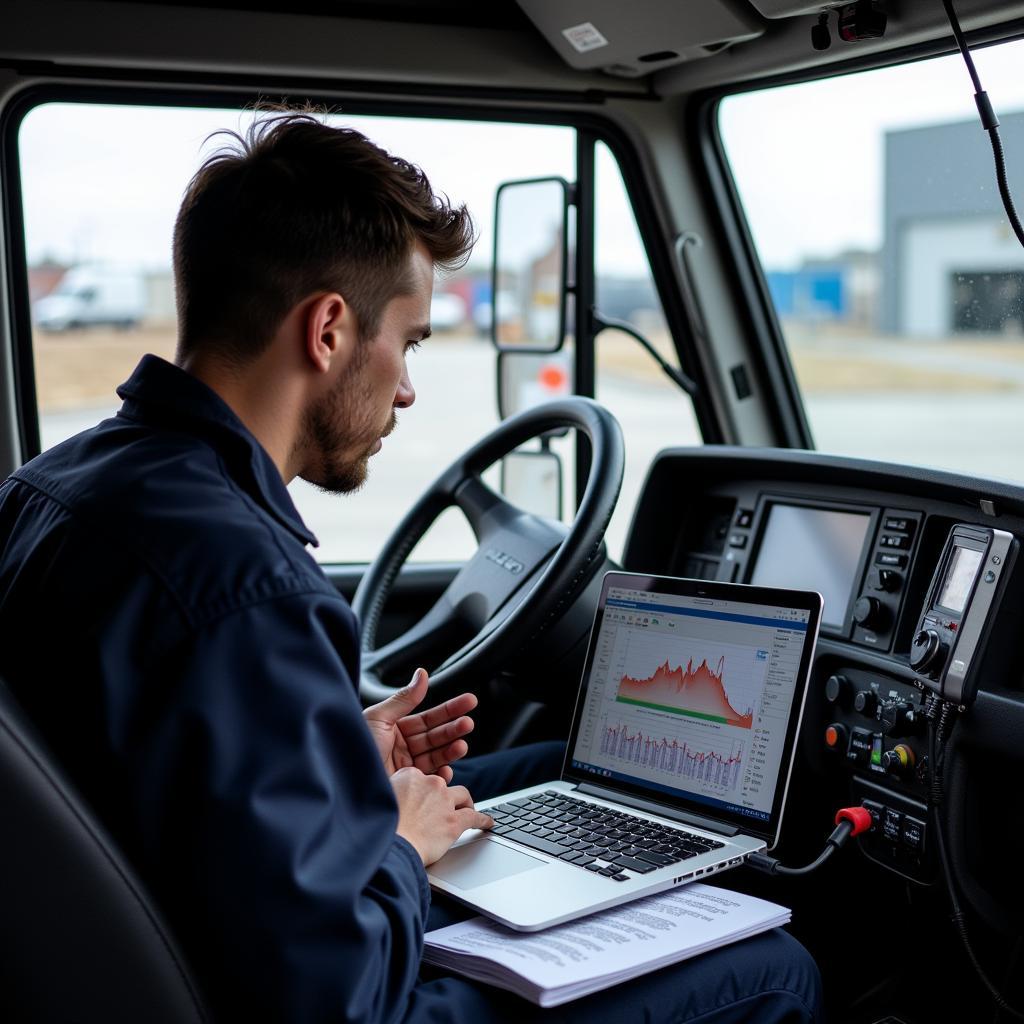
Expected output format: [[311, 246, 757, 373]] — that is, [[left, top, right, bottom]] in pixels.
[[172, 110, 474, 364]]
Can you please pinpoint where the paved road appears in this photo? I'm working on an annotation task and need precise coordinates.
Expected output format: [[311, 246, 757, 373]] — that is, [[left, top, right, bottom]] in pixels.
[[38, 339, 1024, 565], [797, 333, 1024, 385], [806, 392, 1024, 483]]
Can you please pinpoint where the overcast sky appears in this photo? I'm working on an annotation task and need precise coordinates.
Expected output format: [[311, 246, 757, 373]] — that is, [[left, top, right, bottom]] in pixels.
[[720, 35, 1024, 269], [18, 34, 1024, 277], [19, 108, 614, 274]]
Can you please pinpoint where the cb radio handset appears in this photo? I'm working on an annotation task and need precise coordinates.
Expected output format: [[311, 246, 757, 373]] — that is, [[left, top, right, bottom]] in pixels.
[[910, 525, 1016, 705]]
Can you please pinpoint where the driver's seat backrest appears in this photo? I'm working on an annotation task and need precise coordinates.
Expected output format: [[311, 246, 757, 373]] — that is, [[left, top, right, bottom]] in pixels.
[[0, 677, 211, 1023]]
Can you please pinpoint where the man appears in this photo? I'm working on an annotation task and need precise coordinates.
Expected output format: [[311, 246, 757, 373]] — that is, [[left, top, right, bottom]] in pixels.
[[0, 113, 822, 1022]]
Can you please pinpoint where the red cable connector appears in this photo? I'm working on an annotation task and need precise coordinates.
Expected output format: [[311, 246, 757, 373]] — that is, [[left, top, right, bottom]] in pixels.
[[748, 805, 873, 876], [835, 805, 873, 837]]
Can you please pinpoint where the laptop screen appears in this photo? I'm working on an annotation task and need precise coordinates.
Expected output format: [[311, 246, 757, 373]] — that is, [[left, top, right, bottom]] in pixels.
[[563, 572, 822, 843]]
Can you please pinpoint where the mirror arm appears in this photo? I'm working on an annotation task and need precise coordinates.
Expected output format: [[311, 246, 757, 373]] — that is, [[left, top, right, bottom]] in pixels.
[[590, 307, 699, 398]]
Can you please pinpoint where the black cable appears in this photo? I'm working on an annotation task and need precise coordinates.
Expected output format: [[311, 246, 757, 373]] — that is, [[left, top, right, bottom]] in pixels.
[[929, 712, 1024, 1020], [771, 844, 837, 877], [942, 0, 1024, 249], [747, 819, 854, 876], [943, 0, 983, 92], [987, 131, 1024, 249], [591, 308, 699, 397], [748, 845, 836, 876]]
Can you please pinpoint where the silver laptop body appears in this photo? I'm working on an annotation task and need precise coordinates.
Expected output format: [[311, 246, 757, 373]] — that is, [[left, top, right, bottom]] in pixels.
[[427, 571, 823, 931]]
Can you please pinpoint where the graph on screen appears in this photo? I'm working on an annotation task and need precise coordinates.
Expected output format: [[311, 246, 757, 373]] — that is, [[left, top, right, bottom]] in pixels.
[[571, 589, 810, 818], [616, 655, 754, 728], [600, 720, 744, 791], [611, 632, 768, 729]]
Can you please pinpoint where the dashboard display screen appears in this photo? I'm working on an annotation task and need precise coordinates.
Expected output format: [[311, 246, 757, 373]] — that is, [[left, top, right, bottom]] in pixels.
[[937, 546, 984, 613], [750, 505, 872, 630]]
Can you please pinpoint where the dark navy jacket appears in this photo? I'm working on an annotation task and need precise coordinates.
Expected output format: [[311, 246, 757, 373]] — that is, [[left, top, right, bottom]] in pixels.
[[0, 355, 431, 1023]]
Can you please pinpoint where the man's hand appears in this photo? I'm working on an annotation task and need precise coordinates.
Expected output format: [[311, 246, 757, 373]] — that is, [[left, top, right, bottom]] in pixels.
[[391, 768, 493, 866], [363, 667, 476, 782]]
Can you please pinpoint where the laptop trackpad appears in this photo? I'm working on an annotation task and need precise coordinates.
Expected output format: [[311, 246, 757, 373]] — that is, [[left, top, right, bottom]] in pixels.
[[431, 839, 547, 890]]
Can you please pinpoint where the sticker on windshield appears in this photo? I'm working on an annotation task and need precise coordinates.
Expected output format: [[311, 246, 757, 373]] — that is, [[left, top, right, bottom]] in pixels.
[[562, 22, 609, 53]]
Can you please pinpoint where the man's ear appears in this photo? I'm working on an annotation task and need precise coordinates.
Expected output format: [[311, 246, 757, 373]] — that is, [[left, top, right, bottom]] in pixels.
[[304, 292, 357, 374]]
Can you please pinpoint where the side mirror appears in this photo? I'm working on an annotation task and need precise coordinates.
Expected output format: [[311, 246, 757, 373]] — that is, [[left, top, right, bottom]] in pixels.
[[497, 350, 573, 420], [496, 351, 571, 515], [491, 177, 570, 353]]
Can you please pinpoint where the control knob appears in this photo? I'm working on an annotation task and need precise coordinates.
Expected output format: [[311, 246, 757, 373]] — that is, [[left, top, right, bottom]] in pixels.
[[910, 628, 948, 676], [878, 699, 916, 737], [824, 674, 849, 704], [853, 596, 888, 631], [853, 689, 878, 717], [870, 569, 901, 593], [881, 743, 916, 776]]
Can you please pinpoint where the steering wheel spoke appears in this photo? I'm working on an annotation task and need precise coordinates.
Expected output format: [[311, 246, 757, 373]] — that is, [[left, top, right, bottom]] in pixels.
[[452, 475, 520, 540], [434, 573, 537, 670], [361, 596, 464, 683], [443, 484, 567, 629]]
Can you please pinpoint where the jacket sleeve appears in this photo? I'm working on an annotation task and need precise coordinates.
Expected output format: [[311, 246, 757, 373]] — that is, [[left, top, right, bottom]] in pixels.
[[125, 590, 430, 1024]]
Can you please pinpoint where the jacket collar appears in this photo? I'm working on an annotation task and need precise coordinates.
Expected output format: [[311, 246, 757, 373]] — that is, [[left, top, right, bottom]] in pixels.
[[116, 354, 319, 548]]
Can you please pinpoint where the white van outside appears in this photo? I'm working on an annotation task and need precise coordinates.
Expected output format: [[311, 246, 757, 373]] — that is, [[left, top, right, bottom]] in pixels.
[[33, 265, 145, 332]]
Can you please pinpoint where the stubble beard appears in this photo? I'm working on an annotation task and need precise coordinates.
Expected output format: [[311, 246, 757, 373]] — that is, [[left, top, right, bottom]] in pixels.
[[300, 361, 396, 495]]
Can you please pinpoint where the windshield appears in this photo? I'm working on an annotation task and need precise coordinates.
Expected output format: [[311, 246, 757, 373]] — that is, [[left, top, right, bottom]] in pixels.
[[719, 38, 1024, 482]]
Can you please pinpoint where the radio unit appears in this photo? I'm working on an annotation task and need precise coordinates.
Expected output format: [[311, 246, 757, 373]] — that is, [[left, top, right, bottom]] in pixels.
[[910, 525, 1016, 705]]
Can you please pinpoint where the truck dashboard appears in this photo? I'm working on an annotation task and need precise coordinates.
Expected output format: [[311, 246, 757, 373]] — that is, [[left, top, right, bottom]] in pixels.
[[625, 448, 1024, 912]]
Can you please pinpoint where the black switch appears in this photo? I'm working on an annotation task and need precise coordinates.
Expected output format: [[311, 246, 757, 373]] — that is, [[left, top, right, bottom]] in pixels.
[[728, 533, 748, 549], [883, 808, 903, 843], [881, 534, 910, 549], [875, 552, 907, 568], [884, 517, 914, 534], [901, 816, 925, 851], [878, 569, 901, 592], [847, 728, 873, 764]]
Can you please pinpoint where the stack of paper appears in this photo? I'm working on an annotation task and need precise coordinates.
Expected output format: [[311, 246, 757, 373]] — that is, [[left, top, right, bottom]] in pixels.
[[423, 883, 790, 1008]]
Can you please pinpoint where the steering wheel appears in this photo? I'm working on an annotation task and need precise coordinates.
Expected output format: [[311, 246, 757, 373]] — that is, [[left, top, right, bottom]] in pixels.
[[351, 397, 624, 705]]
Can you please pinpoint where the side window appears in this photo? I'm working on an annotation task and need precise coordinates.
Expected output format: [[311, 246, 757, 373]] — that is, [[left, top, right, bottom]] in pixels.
[[593, 142, 701, 560], [18, 102, 576, 562], [719, 42, 1024, 482]]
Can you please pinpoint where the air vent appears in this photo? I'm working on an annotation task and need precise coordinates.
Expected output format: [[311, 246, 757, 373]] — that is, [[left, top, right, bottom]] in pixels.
[[603, 63, 642, 77], [638, 49, 679, 63]]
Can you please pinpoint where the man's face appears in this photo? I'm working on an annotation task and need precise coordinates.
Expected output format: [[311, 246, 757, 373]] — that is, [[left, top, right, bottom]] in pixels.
[[301, 244, 432, 493]]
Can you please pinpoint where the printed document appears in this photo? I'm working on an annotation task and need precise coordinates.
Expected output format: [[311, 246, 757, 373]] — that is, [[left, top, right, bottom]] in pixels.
[[423, 883, 790, 1007]]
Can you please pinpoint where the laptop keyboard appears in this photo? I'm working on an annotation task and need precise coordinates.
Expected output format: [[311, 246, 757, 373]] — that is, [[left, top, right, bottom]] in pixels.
[[486, 791, 726, 882]]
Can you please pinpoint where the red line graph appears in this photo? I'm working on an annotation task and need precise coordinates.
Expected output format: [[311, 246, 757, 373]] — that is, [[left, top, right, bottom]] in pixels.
[[616, 656, 753, 729]]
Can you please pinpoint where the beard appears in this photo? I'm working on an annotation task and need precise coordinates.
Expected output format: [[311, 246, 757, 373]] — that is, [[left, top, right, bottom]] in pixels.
[[299, 362, 396, 494]]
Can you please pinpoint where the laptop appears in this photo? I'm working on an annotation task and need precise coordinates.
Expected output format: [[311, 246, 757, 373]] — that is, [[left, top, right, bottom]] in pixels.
[[427, 570, 823, 931]]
